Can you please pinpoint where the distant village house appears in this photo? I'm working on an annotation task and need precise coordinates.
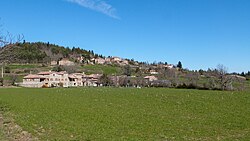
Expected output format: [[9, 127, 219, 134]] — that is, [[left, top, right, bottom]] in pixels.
[[19, 71, 103, 88], [59, 58, 75, 66]]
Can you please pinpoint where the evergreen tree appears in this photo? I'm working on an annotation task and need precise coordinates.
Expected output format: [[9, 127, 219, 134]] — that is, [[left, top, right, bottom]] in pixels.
[[177, 61, 182, 69], [241, 72, 245, 76], [247, 71, 250, 76]]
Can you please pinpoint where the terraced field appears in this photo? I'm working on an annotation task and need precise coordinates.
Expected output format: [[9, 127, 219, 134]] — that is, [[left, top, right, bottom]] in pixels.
[[81, 64, 122, 75], [0, 88, 249, 140]]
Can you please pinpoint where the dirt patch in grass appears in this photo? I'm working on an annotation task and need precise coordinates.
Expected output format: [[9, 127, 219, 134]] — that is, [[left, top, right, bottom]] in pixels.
[[0, 111, 38, 141]]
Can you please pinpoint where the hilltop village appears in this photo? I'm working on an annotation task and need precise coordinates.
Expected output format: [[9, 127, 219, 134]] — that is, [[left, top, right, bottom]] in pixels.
[[19, 56, 174, 88]]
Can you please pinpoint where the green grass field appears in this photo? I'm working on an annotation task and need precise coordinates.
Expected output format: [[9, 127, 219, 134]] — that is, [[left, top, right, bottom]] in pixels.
[[0, 88, 249, 140], [81, 64, 122, 75], [8, 64, 40, 69]]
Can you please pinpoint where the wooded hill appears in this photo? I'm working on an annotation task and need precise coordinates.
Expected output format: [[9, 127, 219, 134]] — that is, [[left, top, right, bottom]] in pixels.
[[0, 42, 100, 64]]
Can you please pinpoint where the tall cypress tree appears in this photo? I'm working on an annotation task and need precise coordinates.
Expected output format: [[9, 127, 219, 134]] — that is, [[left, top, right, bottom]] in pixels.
[[177, 61, 182, 69]]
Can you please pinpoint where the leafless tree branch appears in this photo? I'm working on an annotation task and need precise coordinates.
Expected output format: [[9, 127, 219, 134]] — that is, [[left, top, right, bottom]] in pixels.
[[0, 19, 24, 48]]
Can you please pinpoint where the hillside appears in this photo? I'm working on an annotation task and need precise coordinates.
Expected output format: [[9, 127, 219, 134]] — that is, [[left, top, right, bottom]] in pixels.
[[0, 42, 249, 91], [0, 42, 96, 63]]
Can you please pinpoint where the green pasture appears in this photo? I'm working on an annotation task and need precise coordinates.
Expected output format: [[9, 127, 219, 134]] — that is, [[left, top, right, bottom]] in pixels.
[[0, 88, 249, 140], [81, 64, 121, 75], [8, 64, 40, 69]]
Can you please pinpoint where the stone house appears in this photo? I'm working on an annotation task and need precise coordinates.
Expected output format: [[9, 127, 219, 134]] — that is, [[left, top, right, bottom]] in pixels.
[[144, 76, 158, 82], [83, 74, 102, 86], [95, 58, 105, 65], [105, 58, 112, 64], [59, 58, 75, 66], [68, 73, 83, 87], [77, 56, 84, 63], [119, 59, 129, 66], [38, 71, 69, 87], [20, 74, 46, 88], [112, 57, 122, 62], [150, 70, 159, 75], [164, 64, 174, 69], [51, 60, 58, 66], [122, 59, 129, 65], [20, 71, 103, 88]]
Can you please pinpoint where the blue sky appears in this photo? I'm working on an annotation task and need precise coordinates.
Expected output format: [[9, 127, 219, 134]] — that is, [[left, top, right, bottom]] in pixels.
[[0, 0, 249, 72]]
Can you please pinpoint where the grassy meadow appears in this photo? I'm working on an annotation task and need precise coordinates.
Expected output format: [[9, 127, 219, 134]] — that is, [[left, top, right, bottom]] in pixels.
[[81, 64, 122, 75], [0, 88, 249, 140]]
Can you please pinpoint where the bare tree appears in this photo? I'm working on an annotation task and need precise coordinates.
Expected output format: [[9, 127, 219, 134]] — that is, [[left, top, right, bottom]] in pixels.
[[165, 68, 179, 86], [186, 71, 199, 87], [0, 20, 6, 47], [62, 65, 78, 73], [123, 65, 131, 76], [10, 74, 18, 85], [215, 64, 233, 90], [99, 74, 111, 86], [0, 21, 24, 86], [0, 19, 24, 47]]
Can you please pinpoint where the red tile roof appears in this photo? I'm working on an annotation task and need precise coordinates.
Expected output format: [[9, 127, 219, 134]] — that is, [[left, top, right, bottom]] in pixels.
[[37, 71, 53, 75], [68, 74, 82, 79], [23, 74, 45, 79]]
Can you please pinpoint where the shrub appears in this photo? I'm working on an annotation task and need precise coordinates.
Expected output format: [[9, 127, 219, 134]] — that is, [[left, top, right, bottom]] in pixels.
[[42, 84, 49, 88], [5, 66, 11, 73], [0, 78, 3, 86]]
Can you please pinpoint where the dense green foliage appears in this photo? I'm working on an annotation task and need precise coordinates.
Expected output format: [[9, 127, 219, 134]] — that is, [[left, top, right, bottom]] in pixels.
[[0, 88, 249, 140], [17, 43, 47, 62], [0, 42, 98, 63]]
